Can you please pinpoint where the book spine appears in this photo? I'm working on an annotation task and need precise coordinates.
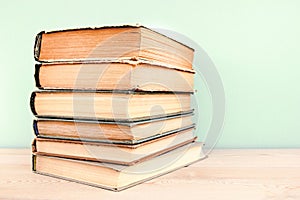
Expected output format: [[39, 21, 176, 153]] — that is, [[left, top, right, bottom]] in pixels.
[[32, 138, 37, 153], [34, 31, 44, 61], [33, 120, 39, 136], [30, 92, 37, 115], [32, 154, 36, 171], [34, 64, 42, 89]]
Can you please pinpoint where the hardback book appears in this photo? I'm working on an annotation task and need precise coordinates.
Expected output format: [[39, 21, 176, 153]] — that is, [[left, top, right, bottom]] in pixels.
[[30, 91, 192, 121], [34, 25, 194, 70], [35, 61, 194, 92], [32, 127, 196, 165], [33, 112, 194, 144], [33, 142, 206, 191]]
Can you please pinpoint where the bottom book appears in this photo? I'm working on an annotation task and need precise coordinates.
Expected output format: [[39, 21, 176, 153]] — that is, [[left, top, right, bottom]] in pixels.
[[33, 142, 206, 191]]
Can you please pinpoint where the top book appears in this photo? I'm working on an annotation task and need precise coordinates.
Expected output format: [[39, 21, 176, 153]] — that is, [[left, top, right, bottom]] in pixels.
[[34, 25, 194, 70]]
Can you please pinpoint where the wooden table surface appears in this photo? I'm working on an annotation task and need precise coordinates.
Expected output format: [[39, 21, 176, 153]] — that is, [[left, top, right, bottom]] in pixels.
[[0, 149, 299, 200]]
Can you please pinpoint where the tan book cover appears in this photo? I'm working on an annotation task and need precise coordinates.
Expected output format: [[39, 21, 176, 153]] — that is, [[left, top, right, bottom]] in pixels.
[[33, 142, 206, 191], [32, 127, 196, 165]]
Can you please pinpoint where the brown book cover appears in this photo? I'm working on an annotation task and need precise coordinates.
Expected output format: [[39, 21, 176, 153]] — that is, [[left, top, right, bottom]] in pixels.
[[30, 90, 193, 121], [34, 61, 194, 92], [33, 112, 194, 144], [34, 25, 194, 70]]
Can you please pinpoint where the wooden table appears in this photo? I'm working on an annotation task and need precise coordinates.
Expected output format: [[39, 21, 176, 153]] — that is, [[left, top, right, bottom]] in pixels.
[[1, 149, 299, 200]]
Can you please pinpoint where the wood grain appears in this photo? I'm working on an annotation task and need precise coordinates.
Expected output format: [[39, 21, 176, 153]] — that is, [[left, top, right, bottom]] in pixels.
[[0, 149, 299, 200]]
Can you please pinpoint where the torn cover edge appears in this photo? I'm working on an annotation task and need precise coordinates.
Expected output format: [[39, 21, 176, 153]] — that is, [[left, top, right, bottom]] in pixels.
[[36, 58, 196, 74], [35, 24, 194, 51]]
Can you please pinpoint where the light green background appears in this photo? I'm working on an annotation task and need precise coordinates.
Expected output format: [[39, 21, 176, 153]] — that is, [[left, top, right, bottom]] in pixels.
[[0, 0, 299, 148]]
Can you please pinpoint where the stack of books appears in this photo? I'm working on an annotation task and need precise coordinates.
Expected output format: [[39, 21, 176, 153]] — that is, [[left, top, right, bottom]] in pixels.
[[30, 25, 206, 191]]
